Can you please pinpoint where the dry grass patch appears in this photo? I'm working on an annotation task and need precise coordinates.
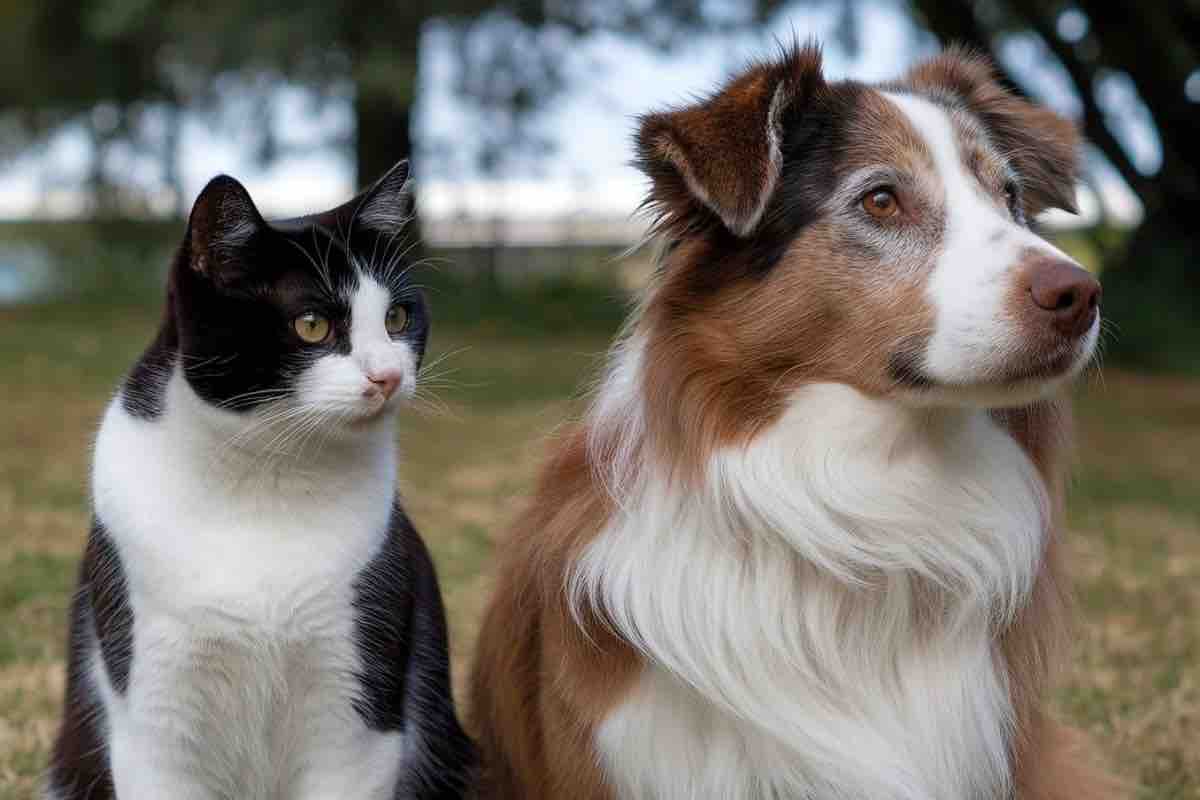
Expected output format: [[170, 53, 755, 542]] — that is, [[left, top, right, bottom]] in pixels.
[[0, 298, 1195, 798]]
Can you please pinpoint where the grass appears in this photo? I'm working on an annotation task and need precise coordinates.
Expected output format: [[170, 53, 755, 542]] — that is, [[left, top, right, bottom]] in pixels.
[[0, 290, 1197, 799]]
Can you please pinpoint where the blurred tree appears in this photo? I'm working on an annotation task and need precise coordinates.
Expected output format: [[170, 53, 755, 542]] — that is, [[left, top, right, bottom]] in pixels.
[[910, 0, 1199, 370], [0, 1, 1193, 367], [161, 0, 429, 191], [0, 0, 181, 215], [0, 0, 792, 203]]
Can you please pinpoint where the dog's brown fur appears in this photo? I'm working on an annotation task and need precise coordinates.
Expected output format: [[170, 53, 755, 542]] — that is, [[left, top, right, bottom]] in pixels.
[[469, 427, 638, 799], [469, 43, 1125, 799]]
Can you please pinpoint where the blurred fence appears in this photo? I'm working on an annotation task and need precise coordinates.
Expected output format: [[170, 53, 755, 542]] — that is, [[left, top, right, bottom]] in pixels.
[[0, 214, 654, 306]]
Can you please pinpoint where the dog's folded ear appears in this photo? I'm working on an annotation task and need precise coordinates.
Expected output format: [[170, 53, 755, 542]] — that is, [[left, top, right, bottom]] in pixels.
[[905, 47, 1081, 216], [635, 42, 827, 238]]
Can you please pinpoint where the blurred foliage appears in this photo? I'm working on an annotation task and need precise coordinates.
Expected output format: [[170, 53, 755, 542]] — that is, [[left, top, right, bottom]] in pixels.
[[0, 0, 798, 203], [424, 267, 631, 337], [0, 219, 632, 340], [0, 0, 1196, 369]]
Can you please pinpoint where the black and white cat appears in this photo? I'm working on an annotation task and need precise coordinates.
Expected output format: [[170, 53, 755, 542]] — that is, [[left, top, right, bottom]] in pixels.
[[47, 162, 475, 799]]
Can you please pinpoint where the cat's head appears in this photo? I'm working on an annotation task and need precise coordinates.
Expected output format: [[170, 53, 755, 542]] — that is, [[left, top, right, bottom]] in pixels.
[[168, 161, 427, 431]]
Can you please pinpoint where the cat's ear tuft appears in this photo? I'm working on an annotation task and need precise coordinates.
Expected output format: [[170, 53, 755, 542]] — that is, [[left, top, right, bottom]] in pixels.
[[302, 160, 415, 245], [186, 175, 266, 286], [635, 41, 826, 237], [351, 160, 414, 237]]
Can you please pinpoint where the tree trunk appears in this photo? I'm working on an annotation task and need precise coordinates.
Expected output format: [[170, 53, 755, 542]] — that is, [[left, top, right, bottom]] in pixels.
[[348, 13, 422, 252], [347, 3, 421, 190], [354, 88, 414, 189]]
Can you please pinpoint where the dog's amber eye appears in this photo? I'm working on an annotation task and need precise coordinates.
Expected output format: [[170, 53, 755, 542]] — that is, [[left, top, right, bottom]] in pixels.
[[862, 188, 899, 219]]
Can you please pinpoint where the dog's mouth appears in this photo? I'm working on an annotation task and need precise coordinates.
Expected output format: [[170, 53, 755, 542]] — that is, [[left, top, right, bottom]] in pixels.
[[996, 317, 1101, 387], [887, 325, 1098, 405], [993, 347, 1085, 386]]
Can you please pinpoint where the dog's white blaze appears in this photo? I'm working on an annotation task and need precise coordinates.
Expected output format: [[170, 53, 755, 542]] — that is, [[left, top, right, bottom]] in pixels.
[[881, 92, 1086, 395], [579, 340, 1048, 800]]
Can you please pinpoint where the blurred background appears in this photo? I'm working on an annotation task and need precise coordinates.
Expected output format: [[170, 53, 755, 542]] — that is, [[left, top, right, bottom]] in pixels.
[[0, 1, 1196, 797]]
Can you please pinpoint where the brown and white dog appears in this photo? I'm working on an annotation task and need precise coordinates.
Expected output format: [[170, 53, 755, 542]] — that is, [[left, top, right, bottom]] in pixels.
[[469, 44, 1122, 800]]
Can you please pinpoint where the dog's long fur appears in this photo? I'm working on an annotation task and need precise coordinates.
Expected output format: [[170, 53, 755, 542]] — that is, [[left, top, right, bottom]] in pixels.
[[470, 44, 1123, 800]]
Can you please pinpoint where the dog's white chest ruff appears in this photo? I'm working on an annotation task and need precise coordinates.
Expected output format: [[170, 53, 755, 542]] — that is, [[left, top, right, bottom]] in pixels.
[[578, 382, 1048, 800]]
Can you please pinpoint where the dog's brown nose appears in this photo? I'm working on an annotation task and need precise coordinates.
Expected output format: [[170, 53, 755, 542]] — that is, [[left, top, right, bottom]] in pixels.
[[1028, 258, 1101, 338]]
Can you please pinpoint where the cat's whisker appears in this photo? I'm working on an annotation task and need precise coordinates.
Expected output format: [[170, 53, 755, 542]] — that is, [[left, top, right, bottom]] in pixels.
[[418, 367, 468, 385], [379, 234, 423, 282], [408, 392, 457, 420], [258, 407, 326, 459], [289, 407, 340, 464], [286, 236, 337, 300], [305, 406, 358, 466], [241, 411, 323, 494], [385, 255, 448, 293], [418, 346, 470, 375], [215, 388, 292, 411], [217, 405, 322, 465], [372, 228, 408, 281]]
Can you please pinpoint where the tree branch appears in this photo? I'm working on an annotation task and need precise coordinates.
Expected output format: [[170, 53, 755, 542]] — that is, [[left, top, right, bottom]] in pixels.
[[1071, 0, 1200, 199], [1002, 0, 1158, 205]]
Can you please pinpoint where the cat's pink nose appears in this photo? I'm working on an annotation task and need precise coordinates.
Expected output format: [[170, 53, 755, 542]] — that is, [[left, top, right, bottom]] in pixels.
[[366, 369, 402, 399]]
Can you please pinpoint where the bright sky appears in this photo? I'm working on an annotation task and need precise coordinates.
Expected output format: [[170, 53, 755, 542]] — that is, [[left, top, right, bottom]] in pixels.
[[0, 0, 1147, 227]]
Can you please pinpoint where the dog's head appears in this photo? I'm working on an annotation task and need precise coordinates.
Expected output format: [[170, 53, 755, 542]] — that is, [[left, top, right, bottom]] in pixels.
[[634, 43, 1097, 420]]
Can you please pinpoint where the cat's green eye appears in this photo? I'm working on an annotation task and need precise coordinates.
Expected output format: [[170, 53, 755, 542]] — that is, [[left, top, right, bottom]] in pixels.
[[293, 311, 331, 344], [385, 304, 408, 336]]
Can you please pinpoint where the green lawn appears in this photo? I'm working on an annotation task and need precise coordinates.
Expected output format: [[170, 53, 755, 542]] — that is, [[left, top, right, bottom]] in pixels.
[[1, 297, 1197, 798]]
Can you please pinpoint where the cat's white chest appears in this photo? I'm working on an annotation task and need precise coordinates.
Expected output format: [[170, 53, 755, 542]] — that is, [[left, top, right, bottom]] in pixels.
[[93, 381, 393, 614], [89, 389, 407, 799], [103, 593, 403, 800]]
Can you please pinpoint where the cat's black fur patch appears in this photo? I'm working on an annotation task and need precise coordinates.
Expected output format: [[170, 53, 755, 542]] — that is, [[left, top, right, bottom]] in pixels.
[[47, 520, 131, 800], [119, 162, 429, 417], [352, 502, 477, 797], [86, 520, 135, 694], [120, 323, 177, 421], [48, 608, 114, 799]]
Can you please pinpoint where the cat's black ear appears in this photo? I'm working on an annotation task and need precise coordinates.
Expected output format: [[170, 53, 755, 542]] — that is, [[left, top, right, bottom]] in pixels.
[[314, 160, 414, 241], [351, 160, 414, 237], [186, 175, 266, 286]]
